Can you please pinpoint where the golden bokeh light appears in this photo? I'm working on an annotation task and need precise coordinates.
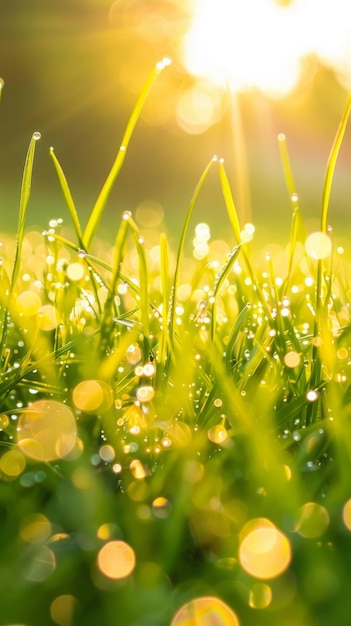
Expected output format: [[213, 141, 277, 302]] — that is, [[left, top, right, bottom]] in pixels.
[[20, 513, 52, 544], [284, 351, 301, 369], [130, 459, 147, 480], [239, 518, 291, 579], [249, 582, 272, 609], [50, 595, 78, 626], [0, 449, 26, 479], [305, 232, 332, 260], [97, 540, 136, 580], [16, 290, 41, 316], [342, 499, 351, 530], [38, 304, 60, 331], [72, 380, 113, 414], [208, 424, 228, 445], [176, 80, 223, 134], [66, 263, 85, 282], [171, 596, 240, 626], [295, 502, 330, 538], [17, 400, 77, 462]]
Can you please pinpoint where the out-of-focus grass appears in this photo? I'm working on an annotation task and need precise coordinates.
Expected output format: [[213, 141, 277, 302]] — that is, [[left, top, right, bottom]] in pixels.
[[1, 61, 351, 626]]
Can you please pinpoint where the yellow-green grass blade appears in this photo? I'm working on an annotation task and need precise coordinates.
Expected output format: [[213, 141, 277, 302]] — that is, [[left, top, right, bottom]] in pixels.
[[158, 232, 171, 367], [83, 57, 171, 249], [11, 132, 41, 290], [126, 215, 150, 345], [168, 157, 216, 348], [218, 159, 242, 244], [278, 132, 296, 200], [49, 147, 83, 245], [321, 94, 351, 234]]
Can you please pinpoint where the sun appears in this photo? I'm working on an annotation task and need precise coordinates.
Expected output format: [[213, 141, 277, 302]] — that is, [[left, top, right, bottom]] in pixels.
[[182, 0, 351, 97]]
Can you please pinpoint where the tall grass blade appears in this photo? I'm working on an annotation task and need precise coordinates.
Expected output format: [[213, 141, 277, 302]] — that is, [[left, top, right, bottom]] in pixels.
[[83, 57, 171, 249], [218, 159, 242, 244], [49, 147, 83, 245], [158, 232, 170, 367], [11, 132, 41, 289], [168, 157, 216, 348], [278, 132, 296, 199], [321, 94, 351, 233]]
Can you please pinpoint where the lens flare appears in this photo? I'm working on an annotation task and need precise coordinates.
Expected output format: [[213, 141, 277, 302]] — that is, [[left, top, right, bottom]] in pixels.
[[183, 0, 351, 96], [171, 596, 240, 626]]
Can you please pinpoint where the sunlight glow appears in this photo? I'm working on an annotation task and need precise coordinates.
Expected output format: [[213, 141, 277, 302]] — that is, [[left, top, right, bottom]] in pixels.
[[183, 0, 351, 96]]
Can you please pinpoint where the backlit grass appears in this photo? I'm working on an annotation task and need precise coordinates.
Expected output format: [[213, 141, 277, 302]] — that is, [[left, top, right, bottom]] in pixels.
[[1, 61, 351, 626]]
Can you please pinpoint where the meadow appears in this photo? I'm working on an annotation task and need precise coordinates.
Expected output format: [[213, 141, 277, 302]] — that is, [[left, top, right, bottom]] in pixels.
[[1, 60, 351, 626]]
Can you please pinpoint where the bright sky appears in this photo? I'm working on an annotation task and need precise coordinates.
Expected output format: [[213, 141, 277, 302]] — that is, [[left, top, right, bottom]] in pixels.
[[182, 0, 351, 97]]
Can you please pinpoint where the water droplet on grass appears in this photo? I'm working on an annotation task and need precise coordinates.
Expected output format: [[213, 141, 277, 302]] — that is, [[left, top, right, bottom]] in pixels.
[[33, 131, 41, 141]]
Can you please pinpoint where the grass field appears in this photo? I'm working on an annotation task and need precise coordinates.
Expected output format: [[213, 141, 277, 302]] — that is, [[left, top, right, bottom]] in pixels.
[[1, 60, 351, 626]]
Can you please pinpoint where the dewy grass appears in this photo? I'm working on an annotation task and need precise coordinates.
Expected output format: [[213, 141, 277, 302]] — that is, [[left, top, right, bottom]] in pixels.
[[2, 63, 351, 625]]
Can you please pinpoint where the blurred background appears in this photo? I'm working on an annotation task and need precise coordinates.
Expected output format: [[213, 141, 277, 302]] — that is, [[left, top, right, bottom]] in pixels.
[[1, 0, 351, 247]]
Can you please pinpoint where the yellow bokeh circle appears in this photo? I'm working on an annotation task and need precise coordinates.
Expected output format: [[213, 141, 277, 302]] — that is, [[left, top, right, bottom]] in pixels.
[[239, 519, 291, 579], [72, 380, 113, 414], [16, 290, 41, 316], [97, 540, 136, 580], [17, 400, 77, 462], [305, 232, 332, 260], [171, 596, 240, 626], [295, 502, 329, 538]]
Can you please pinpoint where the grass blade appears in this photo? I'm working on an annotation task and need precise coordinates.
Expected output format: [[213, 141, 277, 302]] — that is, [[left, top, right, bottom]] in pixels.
[[168, 157, 216, 348], [278, 132, 296, 199], [321, 94, 351, 234], [11, 132, 41, 289], [83, 57, 171, 249], [49, 147, 83, 245], [218, 159, 242, 244]]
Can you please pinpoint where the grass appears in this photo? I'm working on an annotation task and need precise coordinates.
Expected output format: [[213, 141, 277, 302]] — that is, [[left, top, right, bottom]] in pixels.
[[1, 60, 351, 626]]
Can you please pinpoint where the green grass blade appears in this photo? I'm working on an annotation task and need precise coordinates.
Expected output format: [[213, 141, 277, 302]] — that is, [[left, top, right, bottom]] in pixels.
[[218, 159, 242, 244], [0, 78, 4, 103], [278, 132, 296, 199], [168, 157, 216, 347], [158, 232, 171, 367], [126, 215, 150, 345], [49, 147, 83, 245], [11, 131, 41, 289], [321, 94, 351, 233], [83, 57, 171, 249]]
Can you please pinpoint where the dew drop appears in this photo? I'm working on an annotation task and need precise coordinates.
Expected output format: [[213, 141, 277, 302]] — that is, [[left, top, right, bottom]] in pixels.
[[0, 77, 4, 90], [77, 249, 87, 258], [33, 131, 41, 141]]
